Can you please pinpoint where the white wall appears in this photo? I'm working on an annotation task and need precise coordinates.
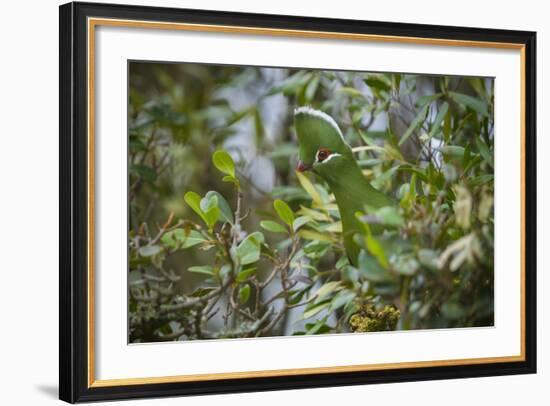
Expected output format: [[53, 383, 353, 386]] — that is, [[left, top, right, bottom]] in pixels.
[[0, 0, 546, 404]]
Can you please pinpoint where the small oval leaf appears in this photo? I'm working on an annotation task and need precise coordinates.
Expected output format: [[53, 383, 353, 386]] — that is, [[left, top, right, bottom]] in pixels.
[[212, 150, 235, 177], [260, 220, 288, 233], [138, 245, 161, 257], [273, 199, 295, 226], [239, 284, 251, 304]]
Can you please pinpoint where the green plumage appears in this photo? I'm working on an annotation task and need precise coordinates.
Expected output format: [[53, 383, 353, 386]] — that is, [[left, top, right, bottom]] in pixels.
[[294, 107, 393, 266]]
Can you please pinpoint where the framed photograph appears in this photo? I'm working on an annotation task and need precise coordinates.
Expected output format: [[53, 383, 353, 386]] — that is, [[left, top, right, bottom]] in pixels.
[[59, 1, 536, 403]]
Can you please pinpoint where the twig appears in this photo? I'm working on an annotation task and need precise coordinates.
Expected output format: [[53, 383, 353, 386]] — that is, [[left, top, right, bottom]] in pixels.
[[259, 236, 299, 290], [159, 279, 231, 313], [287, 294, 318, 309], [258, 305, 287, 336], [157, 266, 181, 283], [249, 307, 274, 336], [205, 307, 220, 322], [231, 190, 243, 247], [159, 326, 187, 341], [149, 211, 175, 245], [259, 265, 282, 289], [235, 168, 273, 200]]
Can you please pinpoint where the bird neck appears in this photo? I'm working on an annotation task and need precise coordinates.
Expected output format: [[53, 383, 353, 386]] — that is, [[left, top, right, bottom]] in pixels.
[[316, 159, 392, 265], [317, 159, 391, 212]]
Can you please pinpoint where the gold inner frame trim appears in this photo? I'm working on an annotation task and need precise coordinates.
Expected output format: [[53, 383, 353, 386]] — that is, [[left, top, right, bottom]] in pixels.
[[87, 17, 527, 388]]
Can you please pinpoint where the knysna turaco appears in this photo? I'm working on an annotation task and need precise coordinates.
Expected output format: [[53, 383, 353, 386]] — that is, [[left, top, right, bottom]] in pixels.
[[294, 106, 393, 266]]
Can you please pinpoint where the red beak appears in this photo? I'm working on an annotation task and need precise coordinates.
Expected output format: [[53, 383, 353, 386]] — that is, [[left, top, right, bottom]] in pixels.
[[296, 160, 312, 172]]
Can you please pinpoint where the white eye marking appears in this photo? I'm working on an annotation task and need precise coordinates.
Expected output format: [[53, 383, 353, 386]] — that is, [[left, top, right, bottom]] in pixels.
[[316, 152, 341, 164]]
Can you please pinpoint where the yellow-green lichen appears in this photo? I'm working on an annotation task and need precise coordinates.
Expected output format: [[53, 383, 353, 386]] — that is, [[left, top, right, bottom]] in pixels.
[[349, 304, 400, 332]]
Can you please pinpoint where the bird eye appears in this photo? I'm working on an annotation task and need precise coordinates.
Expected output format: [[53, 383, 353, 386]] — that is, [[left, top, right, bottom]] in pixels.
[[317, 148, 330, 162]]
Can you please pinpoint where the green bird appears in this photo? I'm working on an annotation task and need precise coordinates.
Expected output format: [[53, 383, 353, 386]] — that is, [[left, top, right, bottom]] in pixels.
[[294, 106, 393, 266]]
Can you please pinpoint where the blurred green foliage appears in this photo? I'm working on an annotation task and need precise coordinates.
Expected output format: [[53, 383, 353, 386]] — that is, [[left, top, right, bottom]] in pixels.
[[128, 62, 494, 342]]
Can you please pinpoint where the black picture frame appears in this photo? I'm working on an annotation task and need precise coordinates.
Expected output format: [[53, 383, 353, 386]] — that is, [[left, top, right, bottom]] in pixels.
[[59, 1, 537, 403]]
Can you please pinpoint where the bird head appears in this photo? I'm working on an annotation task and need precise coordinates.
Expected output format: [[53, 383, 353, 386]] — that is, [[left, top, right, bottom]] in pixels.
[[294, 106, 354, 175]]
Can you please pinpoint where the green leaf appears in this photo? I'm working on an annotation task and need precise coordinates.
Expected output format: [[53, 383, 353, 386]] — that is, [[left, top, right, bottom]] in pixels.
[[249, 231, 265, 243], [365, 76, 391, 92], [399, 104, 429, 146], [335, 256, 349, 269], [226, 108, 251, 127], [222, 175, 240, 187], [463, 143, 472, 168], [236, 267, 257, 282], [449, 92, 489, 116], [443, 108, 452, 142], [417, 249, 439, 272], [305, 317, 331, 335], [266, 70, 311, 96], [253, 108, 265, 143], [305, 74, 320, 101], [130, 164, 157, 182], [428, 101, 449, 138], [374, 206, 404, 227], [338, 87, 365, 98], [366, 234, 388, 268], [296, 171, 323, 207], [392, 74, 401, 92], [129, 136, 146, 152], [468, 174, 494, 188], [273, 199, 295, 226], [441, 145, 466, 159], [302, 240, 331, 259], [408, 173, 418, 204], [313, 281, 342, 302], [205, 191, 234, 223], [298, 206, 330, 222], [219, 264, 232, 279], [398, 165, 428, 182], [185, 191, 223, 229], [138, 245, 161, 257], [289, 289, 308, 306], [268, 143, 299, 159], [200, 193, 218, 213], [212, 150, 235, 177], [441, 301, 466, 320], [161, 229, 206, 249], [329, 290, 356, 312], [236, 232, 264, 265], [187, 265, 216, 276], [463, 155, 483, 174], [321, 222, 342, 233], [298, 229, 332, 242], [184, 191, 206, 223], [260, 220, 288, 234], [476, 138, 493, 168], [238, 284, 251, 304], [190, 287, 216, 297], [358, 250, 392, 282], [204, 207, 220, 229], [359, 130, 388, 144], [200, 194, 220, 229], [292, 216, 312, 232], [303, 300, 331, 319], [341, 265, 360, 284], [394, 255, 419, 275], [415, 93, 443, 108]]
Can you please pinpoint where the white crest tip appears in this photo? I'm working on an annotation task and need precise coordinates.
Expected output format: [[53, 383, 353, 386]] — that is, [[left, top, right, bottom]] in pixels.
[[294, 106, 345, 141]]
